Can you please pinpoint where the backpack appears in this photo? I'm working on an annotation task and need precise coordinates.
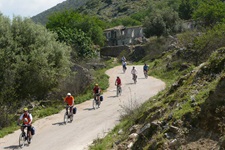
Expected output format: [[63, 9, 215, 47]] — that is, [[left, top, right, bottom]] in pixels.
[[100, 95, 103, 101], [31, 126, 35, 135], [73, 107, 77, 114]]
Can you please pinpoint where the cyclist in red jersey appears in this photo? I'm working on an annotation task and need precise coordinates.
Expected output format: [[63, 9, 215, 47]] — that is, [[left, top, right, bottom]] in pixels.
[[115, 76, 122, 96]]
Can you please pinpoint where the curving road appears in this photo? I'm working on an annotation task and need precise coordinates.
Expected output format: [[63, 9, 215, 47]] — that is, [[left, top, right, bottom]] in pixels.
[[0, 65, 165, 150]]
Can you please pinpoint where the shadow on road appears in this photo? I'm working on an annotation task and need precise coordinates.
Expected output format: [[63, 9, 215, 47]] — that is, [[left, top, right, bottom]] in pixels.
[[125, 83, 135, 85], [107, 95, 118, 98], [52, 122, 65, 126], [4, 145, 22, 149], [83, 108, 95, 111], [138, 77, 147, 79]]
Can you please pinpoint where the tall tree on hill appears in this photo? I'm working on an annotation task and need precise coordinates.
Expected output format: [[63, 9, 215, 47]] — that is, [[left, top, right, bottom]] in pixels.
[[46, 10, 106, 59], [143, 2, 181, 38]]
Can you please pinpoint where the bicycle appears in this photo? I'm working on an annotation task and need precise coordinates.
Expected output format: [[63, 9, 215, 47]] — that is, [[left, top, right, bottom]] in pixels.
[[144, 70, 148, 79], [18, 124, 31, 148], [64, 105, 74, 124], [132, 74, 137, 84], [93, 95, 101, 109], [116, 85, 122, 96], [122, 65, 127, 73]]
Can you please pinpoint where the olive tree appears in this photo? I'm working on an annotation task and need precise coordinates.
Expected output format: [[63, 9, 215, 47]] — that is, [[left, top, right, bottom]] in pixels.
[[0, 15, 72, 104]]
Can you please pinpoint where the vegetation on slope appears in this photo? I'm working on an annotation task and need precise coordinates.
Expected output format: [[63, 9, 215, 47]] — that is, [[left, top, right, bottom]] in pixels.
[[89, 24, 225, 150]]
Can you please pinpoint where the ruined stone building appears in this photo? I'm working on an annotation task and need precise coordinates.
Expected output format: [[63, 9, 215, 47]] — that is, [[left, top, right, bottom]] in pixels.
[[104, 25, 144, 46]]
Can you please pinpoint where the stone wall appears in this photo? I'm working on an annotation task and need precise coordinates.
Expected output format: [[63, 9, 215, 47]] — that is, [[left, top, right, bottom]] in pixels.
[[100, 45, 131, 57]]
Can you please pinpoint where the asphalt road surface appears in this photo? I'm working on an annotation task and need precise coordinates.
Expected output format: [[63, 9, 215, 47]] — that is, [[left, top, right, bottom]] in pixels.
[[0, 65, 165, 150]]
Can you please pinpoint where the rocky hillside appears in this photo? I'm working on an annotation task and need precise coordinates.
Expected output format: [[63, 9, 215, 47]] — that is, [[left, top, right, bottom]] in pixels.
[[89, 29, 225, 149], [31, 0, 148, 24]]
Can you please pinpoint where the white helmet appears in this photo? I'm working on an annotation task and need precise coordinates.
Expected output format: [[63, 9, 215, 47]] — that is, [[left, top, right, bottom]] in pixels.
[[67, 93, 71, 96]]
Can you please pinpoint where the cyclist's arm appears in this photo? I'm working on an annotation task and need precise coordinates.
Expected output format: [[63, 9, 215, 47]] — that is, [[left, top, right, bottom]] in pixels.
[[17, 114, 23, 124], [72, 97, 75, 106], [28, 114, 33, 125]]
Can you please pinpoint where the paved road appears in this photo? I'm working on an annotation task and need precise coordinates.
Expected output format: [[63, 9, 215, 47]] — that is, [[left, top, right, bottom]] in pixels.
[[0, 65, 165, 150]]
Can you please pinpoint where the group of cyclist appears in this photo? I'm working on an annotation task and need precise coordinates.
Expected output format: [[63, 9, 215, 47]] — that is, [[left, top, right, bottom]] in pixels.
[[17, 56, 149, 145], [121, 56, 149, 82]]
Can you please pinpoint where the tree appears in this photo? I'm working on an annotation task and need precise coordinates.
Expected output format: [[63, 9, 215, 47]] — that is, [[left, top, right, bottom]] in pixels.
[[143, 7, 181, 38], [193, 0, 225, 27], [0, 15, 71, 104], [178, 0, 194, 20], [110, 16, 142, 27], [46, 11, 106, 59]]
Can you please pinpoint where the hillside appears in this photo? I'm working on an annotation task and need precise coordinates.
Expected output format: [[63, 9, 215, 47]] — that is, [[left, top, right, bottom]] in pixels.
[[31, 0, 90, 24], [89, 31, 225, 149], [31, 0, 149, 24]]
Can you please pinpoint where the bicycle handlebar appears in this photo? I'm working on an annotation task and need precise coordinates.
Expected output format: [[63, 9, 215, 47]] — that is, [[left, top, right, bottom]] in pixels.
[[18, 124, 31, 127]]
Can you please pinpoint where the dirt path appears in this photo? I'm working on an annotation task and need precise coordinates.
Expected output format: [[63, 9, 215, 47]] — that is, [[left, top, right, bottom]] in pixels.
[[0, 65, 165, 150]]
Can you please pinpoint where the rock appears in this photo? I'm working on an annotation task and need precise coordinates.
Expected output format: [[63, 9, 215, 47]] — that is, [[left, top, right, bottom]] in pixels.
[[138, 123, 151, 134], [169, 125, 179, 133], [114, 140, 121, 145], [190, 95, 196, 103], [164, 133, 171, 139], [127, 142, 134, 149], [169, 139, 179, 148], [129, 124, 141, 133], [151, 121, 160, 128], [118, 129, 123, 135], [128, 133, 138, 140]]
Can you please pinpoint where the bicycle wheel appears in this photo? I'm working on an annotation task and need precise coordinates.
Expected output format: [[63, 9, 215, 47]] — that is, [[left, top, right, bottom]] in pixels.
[[19, 133, 25, 148], [69, 113, 73, 122], [93, 100, 97, 109], [117, 86, 119, 97], [119, 87, 122, 95], [144, 72, 148, 78], [64, 113, 68, 124], [97, 100, 101, 108], [133, 76, 137, 84]]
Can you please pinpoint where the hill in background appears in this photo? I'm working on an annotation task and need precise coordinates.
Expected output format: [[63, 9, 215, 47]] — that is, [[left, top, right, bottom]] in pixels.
[[31, 0, 148, 25]]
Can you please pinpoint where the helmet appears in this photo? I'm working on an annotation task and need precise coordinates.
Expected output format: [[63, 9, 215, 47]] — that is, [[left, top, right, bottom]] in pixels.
[[67, 93, 71, 96], [95, 84, 98, 86], [23, 108, 28, 111], [117, 76, 119, 78]]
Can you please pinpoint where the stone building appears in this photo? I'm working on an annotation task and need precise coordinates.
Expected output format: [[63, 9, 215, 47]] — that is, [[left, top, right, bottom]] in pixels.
[[104, 25, 144, 46]]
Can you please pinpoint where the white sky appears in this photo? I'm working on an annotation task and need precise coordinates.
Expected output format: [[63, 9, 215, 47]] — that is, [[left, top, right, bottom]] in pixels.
[[0, 0, 66, 19]]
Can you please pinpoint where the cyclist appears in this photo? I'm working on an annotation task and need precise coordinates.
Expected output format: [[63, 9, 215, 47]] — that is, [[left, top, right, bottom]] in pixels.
[[115, 76, 122, 87], [93, 84, 101, 106], [131, 66, 138, 81], [143, 63, 149, 77], [64, 93, 75, 116], [17, 108, 33, 144], [122, 61, 127, 72], [121, 56, 126, 63], [115, 76, 122, 95]]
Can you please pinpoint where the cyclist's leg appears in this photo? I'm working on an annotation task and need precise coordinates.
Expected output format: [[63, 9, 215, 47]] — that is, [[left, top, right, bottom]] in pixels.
[[70, 106, 73, 114], [119, 85, 122, 94], [70, 106, 73, 121], [27, 126, 32, 143], [97, 95, 100, 107], [66, 104, 69, 115], [94, 94, 97, 101]]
